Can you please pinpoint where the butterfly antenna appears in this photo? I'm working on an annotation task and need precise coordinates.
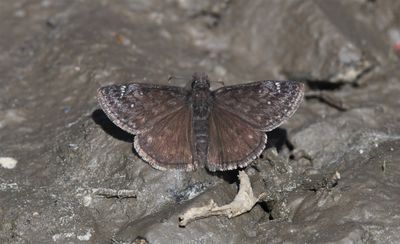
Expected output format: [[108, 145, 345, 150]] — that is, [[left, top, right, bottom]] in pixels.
[[192, 72, 209, 81], [215, 80, 225, 86], [167, 74, 191, 82]]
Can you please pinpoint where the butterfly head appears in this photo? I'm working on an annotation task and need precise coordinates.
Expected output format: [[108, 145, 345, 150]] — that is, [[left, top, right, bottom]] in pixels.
[[191, 73, 210, 90]]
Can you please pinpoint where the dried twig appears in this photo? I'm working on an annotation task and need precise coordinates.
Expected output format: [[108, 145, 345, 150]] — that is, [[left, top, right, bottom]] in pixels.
[[93, 188, 137, 199], [179, 171, 265, 226], [305, 91, 349, 111]]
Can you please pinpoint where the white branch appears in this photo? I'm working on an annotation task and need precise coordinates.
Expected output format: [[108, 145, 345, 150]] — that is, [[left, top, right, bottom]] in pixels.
[[179, 171, 266, 226]]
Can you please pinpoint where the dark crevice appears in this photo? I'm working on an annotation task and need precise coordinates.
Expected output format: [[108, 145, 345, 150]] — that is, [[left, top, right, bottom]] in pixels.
[[258, 200, 275, 220], [306, 80, 346, 91], [210, 169, 239, 184]]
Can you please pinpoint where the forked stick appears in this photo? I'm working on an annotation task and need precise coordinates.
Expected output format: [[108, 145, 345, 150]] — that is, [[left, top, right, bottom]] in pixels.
[[179, 171, 266, 226]]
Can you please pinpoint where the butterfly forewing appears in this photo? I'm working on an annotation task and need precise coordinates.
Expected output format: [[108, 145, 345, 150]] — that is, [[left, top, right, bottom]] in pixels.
[[134, 105, 196, 170], [213, 80, 304, 131], [97, 83, 188, 134], [207, 105, 267, 171]]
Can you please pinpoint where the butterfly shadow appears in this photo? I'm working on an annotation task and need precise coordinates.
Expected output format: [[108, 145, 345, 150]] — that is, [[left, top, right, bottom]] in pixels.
[[92, 109, 134, 143], [265, 127, 292, 152]]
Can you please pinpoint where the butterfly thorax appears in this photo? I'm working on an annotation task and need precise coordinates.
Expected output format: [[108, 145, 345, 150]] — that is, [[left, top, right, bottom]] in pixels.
[[191, 75, 212, 166]]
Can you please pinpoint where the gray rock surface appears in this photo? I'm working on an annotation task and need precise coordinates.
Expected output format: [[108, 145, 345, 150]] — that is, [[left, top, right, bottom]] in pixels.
[[1, 0, 400, 243]]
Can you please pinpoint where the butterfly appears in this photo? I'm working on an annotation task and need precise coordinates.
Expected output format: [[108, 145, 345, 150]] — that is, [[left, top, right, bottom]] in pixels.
[[97, 74, 304, 171]]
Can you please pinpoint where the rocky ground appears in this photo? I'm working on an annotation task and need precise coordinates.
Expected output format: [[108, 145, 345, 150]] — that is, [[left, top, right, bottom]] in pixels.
[[1, 0, 400, 243]]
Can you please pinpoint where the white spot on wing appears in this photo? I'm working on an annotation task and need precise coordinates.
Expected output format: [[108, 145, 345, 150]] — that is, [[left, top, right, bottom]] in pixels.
[[119, 85, 128, 99], [275, 82, 281, 93]]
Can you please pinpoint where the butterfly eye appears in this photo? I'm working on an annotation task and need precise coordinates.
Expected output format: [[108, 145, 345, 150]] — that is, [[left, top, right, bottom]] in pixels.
[[134, 90, 144, 96]]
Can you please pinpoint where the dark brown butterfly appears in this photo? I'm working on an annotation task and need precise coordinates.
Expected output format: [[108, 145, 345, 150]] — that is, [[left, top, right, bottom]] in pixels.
[[97, 74, 304, 171]]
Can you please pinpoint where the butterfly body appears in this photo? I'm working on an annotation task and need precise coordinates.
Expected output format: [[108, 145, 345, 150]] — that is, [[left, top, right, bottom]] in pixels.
[[190, 75, 213, 167], [97, 74, 304, 171]]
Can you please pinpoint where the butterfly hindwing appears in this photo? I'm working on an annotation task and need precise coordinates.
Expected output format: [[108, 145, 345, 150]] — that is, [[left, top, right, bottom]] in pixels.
[[207, 105, 267, 171], [97, 83, 188, 134], [134, 105, 196, 171], [213, 80, 304, 131]]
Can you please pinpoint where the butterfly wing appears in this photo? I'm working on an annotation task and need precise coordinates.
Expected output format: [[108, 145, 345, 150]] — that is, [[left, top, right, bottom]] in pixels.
[[134, 105, 196, 171], [98, 83, 196, 170], [206, 80, 304, 171], [212, 80, 304, 131], [97, 83, 188, 134], [207, 105, 267, 171]]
